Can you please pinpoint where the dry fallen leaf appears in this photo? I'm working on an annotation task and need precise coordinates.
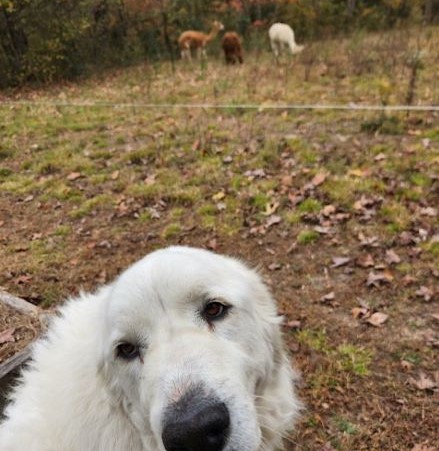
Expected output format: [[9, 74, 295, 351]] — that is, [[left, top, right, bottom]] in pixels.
[[356, 253, 375, 268], [331, 256, 351, 268], [366, 271, 393, 287], [285, 320, 301, 329], [321, 204, 336, 216], [411, 443, 436, 451], [67, 172, 81, 181], [212, 191, 226, 202], [268, 262, 282, 271], [352, 307, 369, 319], [265, 215, 282, 228], [366, 312, 389, 327], [419, 207, 437, 217], [311, 172, 327, 186], [409, 372, 437, 391], [385, 249, 401, 265], [415, 286, 434, 302]]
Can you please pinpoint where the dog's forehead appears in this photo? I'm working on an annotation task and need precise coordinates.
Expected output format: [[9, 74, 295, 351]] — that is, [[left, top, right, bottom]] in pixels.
[[108, 247, 257, 316]]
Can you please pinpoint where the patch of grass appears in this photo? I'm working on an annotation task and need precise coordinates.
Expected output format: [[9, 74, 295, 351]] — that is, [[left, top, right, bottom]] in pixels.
[[69, 194, 112, 218], [137, 210, 152, 223], [423, 240, 439, 257], [335, 416, 358, 435], [361, 115, 405, 134], [336, 344, 372, 376], [126, 182, 160, 201], [297, 229, 320, 245], [250, 192, 270, 212], [0, 149, 13, 160], [124, 148, 155, 165], [298, 198, 322, 214], [0, 174, 37, 195], [297, 329, 330, 353], [53, 225, 71, 236], [0, 167, 13, 178], [380, 201, 411, 231], [283, 211, 301, 225], [409, 172, 431, 188], [322, 177, 356, 207], [162, 222, 182, 239]]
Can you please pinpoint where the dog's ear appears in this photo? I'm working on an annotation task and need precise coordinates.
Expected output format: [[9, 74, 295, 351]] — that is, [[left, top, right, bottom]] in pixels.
[[256, 320, 302, 450]]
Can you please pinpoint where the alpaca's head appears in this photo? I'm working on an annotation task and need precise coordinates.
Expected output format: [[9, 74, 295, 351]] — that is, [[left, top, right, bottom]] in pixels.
[[293, 44, 304, 54], [213, 20, 224, 32]]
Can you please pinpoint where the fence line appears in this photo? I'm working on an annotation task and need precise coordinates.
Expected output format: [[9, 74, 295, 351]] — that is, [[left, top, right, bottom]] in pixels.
[[0, 100, 438, 112]]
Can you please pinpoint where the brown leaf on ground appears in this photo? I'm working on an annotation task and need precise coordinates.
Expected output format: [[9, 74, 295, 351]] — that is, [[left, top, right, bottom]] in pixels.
[[268, 262, 282, 271], [285, 320, 301, 329], [0, 327, 16, 344], [356, 253, 375, 268], [67, 172, 81, 181], [358, 233, 379, 248], [415, 286, 434, 302], [419, 207, 437, 217], [366, 270, 393, 287], [366, 312, 389, 327], [265, 215, 282, 228], [264, 201, 280, 216], [320, 291, 335, 304], [331, 256, 351, 268], [352, 307, 369, 319], [409, 372, 437, 391], [374, 152, 386, 161], [402, 274, 418, 286], [321, 204, 336, 217], [385, 249, 401, 265], [311, 172, 327, 187], [411, 443, 437, 451]]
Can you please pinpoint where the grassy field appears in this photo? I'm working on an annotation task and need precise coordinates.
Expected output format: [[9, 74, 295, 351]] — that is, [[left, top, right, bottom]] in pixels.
[[0, 27, 438, 450]]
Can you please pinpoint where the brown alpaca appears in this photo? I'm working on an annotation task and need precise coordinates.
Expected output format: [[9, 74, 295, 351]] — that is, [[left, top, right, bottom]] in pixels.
[[222, 32, 243, 64], [178, 21, 224, 61]]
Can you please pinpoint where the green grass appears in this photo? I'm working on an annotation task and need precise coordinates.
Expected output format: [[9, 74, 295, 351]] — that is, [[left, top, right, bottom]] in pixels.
[[297, 229, 320, 245]]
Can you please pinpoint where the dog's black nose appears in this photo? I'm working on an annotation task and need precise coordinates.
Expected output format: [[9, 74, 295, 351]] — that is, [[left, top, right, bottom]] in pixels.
[[162, 399, 230, 451]]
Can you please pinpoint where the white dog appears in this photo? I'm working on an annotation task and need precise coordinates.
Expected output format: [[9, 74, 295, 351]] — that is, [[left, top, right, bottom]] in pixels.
[[0, 246, 300, 451]]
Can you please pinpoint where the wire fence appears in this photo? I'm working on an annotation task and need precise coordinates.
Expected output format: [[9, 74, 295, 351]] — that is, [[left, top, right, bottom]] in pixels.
[[0, 100, 438, 112]]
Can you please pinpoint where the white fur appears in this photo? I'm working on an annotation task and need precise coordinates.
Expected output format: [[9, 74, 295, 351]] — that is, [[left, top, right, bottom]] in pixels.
[[0, 246, 300, 451], [269, 23, 304, 57]]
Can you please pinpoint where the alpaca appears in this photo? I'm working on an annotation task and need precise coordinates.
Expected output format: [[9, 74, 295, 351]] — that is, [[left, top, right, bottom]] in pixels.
[[268, 23, 304, 58], [178, 20, 224, 61], [222, 31, 243, 64]]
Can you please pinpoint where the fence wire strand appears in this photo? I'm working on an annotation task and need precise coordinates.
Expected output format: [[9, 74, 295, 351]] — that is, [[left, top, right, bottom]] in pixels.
[[0, 100, 438, 112]]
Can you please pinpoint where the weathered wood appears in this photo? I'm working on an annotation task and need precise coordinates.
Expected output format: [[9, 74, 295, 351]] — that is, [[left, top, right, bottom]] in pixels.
[[0, 290, 40, 315], [0, 291, 42, 416]]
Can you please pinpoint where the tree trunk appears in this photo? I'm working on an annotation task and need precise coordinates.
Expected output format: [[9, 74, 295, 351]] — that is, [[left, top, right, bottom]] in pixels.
[[347, 0, 357, 16]]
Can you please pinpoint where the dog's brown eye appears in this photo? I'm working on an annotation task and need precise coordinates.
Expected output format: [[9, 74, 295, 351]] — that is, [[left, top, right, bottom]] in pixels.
[[203, 301, 229, 321], [116, 343, 140, 360]]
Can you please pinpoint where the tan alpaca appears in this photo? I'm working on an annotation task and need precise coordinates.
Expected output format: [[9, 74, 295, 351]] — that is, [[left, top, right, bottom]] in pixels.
[[178, 20, 224, 61]]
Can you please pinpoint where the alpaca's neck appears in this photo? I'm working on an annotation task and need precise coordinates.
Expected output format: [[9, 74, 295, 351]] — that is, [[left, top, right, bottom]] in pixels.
[[206, 27, 219, 43]]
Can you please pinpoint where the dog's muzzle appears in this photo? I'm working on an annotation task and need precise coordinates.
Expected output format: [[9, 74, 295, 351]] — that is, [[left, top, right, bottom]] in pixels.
[[162, 388, 230, 451]]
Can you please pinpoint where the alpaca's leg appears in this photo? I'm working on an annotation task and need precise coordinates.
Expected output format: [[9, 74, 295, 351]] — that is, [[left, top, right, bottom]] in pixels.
[[270, 39, 279, 58]]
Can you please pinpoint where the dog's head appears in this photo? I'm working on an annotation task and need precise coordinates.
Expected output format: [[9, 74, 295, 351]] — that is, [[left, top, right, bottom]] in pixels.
[[99, 246, 300, 451]]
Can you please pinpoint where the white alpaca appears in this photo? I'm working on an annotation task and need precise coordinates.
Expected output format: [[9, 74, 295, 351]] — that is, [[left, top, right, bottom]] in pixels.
[[268, 23, 304, 58]]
